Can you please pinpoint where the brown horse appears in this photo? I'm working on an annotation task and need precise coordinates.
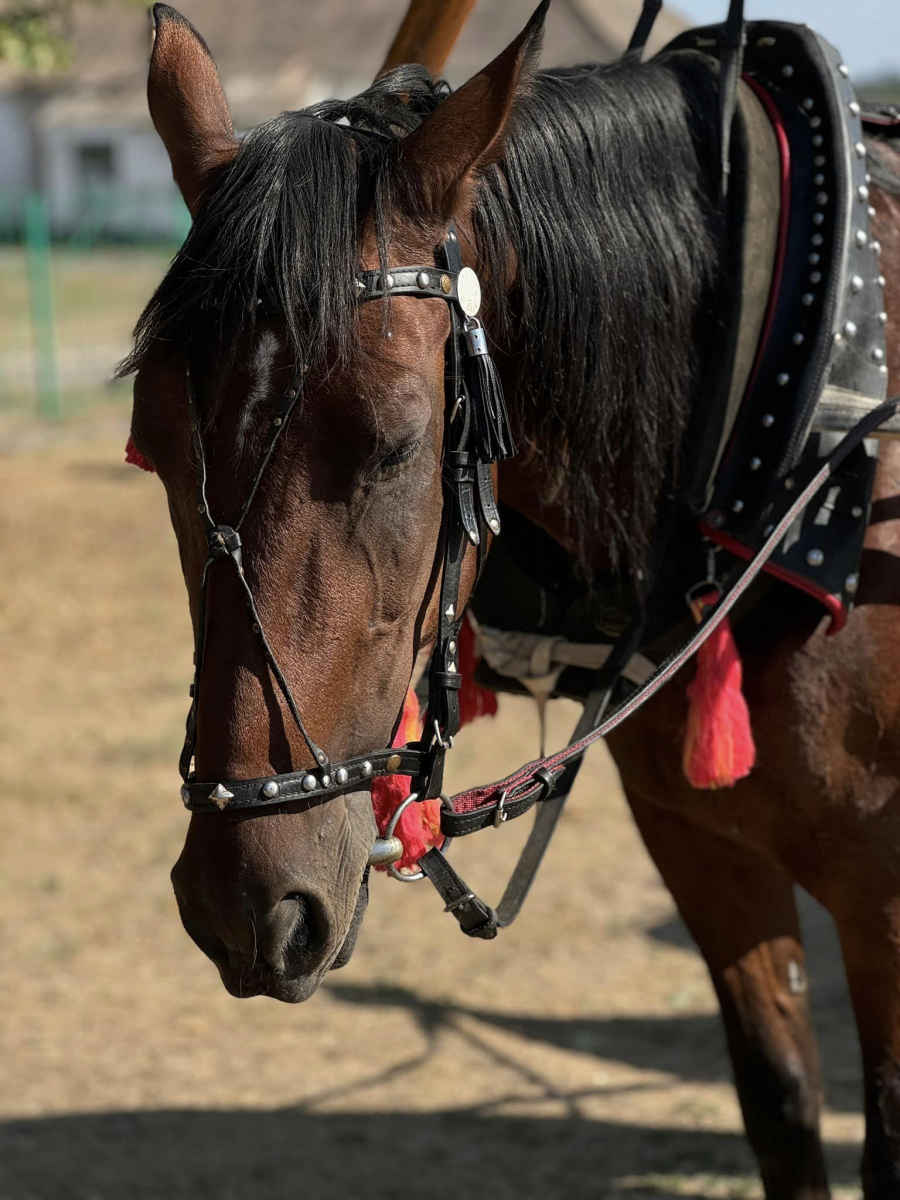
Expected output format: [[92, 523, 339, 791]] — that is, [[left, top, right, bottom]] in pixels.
[[128, 4, 900, 1196]]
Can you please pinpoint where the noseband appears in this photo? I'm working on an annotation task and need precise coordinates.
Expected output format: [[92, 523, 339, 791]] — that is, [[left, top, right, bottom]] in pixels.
[[179, 226, 513, 841]]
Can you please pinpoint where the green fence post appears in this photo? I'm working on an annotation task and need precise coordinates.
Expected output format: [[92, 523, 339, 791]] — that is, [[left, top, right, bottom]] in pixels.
[[23, 192, 60, 420]]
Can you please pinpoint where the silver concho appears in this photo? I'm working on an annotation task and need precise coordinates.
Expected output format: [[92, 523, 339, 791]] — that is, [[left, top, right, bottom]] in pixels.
[[456, 267, 481, 318]]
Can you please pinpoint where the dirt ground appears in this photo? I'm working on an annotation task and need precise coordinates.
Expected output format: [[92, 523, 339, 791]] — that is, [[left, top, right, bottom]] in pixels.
[[0, 420, 867, 1199]]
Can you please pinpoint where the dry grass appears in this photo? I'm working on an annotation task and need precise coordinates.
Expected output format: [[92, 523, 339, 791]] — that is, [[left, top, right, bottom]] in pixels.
[[0, 420, 866, 1199]]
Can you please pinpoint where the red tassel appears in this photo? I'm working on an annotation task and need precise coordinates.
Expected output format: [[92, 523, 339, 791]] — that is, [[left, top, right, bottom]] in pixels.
[[457, 618, 498, 728], [370, 690, 443, 874], [125, 435, 155, 473], [683, 592, 756, 789]]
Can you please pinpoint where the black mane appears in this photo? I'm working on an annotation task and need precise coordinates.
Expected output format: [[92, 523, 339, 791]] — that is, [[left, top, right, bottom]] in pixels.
[[126, 56, 723, 569]]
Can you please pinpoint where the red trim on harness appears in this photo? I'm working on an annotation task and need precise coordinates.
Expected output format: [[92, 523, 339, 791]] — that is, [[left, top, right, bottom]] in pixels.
[[700, 522, 846, 633]]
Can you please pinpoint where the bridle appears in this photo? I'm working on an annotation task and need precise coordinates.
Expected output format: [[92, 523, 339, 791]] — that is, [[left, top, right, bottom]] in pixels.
[[177, 214, 900, 937], [180, 224, 512, 835]]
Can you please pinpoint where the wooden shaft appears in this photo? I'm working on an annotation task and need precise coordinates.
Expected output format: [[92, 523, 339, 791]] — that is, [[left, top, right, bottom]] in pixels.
[[379, 0, 477, 78]]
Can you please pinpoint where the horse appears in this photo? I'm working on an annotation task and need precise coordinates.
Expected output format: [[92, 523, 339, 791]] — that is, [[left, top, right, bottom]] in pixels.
[[126, 3, 900, 1196]]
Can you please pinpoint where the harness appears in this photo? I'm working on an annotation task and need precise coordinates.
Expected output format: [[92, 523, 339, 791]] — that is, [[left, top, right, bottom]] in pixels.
[[178, 10, 900, 941]]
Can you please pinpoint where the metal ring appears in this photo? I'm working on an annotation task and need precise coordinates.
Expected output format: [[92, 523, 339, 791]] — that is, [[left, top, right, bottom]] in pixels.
[[386, 793, 454, 883], [433, 718, 454, 750]]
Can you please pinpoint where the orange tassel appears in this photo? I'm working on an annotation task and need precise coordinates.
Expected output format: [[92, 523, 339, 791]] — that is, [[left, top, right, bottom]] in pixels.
[[125, 435, 154, 473], [370, 690, 443, 873], [683, 592, 756, 789]]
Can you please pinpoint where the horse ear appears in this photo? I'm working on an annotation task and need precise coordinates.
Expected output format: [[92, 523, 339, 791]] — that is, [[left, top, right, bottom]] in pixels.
[[147, 4, 238, 216], [397, 0, 548, 223]]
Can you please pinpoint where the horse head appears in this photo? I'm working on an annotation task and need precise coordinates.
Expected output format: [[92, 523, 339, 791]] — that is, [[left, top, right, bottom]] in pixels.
[[128, 2, 545, 1001]]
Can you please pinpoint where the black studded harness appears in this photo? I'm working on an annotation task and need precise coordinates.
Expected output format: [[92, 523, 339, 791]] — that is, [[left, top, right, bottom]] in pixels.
[[180, 225, 512, 817]]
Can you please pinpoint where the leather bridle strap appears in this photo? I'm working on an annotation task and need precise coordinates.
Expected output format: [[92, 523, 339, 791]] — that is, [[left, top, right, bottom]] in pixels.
[[181, 224, 509, 813]]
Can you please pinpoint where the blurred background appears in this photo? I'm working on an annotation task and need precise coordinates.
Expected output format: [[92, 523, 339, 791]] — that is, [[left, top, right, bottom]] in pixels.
[[0, 2, 896, 1197]]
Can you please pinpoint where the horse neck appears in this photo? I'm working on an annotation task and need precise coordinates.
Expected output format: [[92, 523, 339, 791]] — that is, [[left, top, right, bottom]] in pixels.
[[474, 57, 724, 575]]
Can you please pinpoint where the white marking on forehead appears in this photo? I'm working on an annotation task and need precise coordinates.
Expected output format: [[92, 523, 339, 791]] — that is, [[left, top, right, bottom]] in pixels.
[[237, 330, 280, 452]]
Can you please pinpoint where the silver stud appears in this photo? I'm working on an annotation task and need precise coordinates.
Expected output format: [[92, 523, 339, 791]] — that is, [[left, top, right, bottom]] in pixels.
[[447, 662, 457, 674], [301, 775, 317, 792], [855, 142, 867, 158], [810, 116, 822, 129], [851, 506, 864, 519], [872, 347, 885, 364], [321, 775, 332, 788], [777, 372, 790, 386], [881, 365, 889, 375], [784, 477, 795, 491], [449, 230, 457, 241], [866, 173, 872, 184], [335, 767, 349, 785], [814, 156, 826, 168], [802, 293, 815, 306], [802, 97, 814, 111], [361, 761, 373, 778], [489, 518, 500, 533], [764, 524, 775, 537], [812, 135, 824, 147], [808, 251, 820, 263], [262, 780, 280, 798], [810, 272, 822, 284], [762, 413, 775, 428], [812, 233, 824, 246], [834, 332, 843, 345], [869, 205, 878, 219], [873, 241, 882, 255], [838, 63, 850, 78], [197, 503, 206, 515], [845, 573, 859, 594], [781, 65, 794, 78], [448, 640, 456, 654], [181, 786, 190, 803], [732, 499, 744, 513], [858, 184, 870, 202], [356, 279, 366, 291], [844, 321, 858, 338], [813, 175, 825, 187], [878, 275, 886, 288], [792, 332, 805, 345], [879, 311, 888, 325], [209, 783, 234, 809], [749, 457, 762, 471], [850, 275, 864, 294], [273, 416, 282, 426], [416, 271, 430, 289], [316, 751, 327, 764], [856, 230, 868, 248], [806, 548, 825, 567], [384, 273, 394, 289], [812, 213, 824, 226], [849, 100, 861, 116], [444, 604, 455, 620]]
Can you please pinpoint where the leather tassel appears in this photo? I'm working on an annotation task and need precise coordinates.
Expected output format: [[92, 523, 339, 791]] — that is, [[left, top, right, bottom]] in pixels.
[[464, 322, 516, 461], [683, 592, 756, 789]]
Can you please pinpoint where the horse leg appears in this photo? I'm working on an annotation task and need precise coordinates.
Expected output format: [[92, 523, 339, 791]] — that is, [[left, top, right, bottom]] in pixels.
[[830, 896, 900, 1197], [624, 790, 830, 1199]]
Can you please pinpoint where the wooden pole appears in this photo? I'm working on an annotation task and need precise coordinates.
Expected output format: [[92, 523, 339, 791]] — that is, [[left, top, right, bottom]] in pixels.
[[379, 0, 477, 78]]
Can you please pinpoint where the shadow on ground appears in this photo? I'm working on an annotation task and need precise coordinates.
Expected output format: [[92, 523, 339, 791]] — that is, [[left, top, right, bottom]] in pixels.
[[0, 1106, 860, 1200]]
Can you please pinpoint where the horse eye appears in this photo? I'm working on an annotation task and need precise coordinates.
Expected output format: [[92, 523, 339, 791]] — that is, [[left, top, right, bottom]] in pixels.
[[374, 440, 421, 475]]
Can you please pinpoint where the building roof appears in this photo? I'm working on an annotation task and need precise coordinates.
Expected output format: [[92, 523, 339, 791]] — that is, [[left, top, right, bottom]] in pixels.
[[12, 0, 691, 130]]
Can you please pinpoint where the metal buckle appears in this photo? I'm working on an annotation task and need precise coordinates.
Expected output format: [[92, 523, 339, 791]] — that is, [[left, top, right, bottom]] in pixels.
[[492, 789, 509, 829], [433, 718, 454, 750], [444, 891, 475, 913]]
